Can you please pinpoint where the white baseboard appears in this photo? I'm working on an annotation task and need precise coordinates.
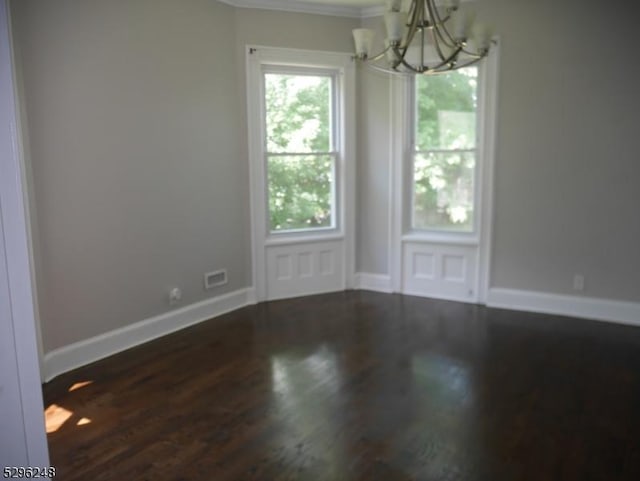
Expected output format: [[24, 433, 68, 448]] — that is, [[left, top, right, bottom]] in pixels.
[[401, 288, 478, 305], [245, 287, 258, 305], [43, 288, 255, 382], [354, 272, 393, 293], [487, 288, 640, 327]]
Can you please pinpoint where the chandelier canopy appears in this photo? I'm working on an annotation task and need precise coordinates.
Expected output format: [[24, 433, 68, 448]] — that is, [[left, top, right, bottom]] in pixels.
[[353, 0, 492, 75]]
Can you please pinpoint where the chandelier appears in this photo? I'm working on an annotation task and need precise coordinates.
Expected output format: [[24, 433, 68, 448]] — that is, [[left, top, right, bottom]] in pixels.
[[353, 0, 491, 75]]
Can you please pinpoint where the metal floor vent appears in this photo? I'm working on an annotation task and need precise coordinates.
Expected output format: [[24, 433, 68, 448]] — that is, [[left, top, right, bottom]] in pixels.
[[204, 269, 227, 289]]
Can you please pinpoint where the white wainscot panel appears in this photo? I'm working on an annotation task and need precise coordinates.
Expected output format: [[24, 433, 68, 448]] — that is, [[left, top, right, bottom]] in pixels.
[[403, 242, 478, 303], [266, 240, 344, 300], [298, 252, 313, 278], [276, 254, 293, 280]]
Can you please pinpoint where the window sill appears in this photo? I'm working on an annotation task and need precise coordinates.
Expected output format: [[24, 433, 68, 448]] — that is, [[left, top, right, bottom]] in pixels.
[[402, 232, 479, 246], [265, 231, 344, 247]]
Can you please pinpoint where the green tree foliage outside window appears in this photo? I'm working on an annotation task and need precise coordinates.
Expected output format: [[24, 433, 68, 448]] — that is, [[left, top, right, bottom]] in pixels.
[[414, 68, 478, 231], [264, 73, 334, 232]]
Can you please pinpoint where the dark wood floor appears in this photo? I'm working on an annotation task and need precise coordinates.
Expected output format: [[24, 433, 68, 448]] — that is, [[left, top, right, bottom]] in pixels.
[[43, 291, 640, 480]]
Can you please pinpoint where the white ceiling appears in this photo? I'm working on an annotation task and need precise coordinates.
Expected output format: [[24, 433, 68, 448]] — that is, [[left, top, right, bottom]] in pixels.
[[219, 1, 468, 18], [292, 0, 381, 5], [218, 0, 386, 18]]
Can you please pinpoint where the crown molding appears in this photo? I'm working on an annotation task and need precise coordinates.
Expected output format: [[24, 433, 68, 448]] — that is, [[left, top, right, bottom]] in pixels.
[[219, 0, 476, 20], [360, 5, 385, 18], [218, 0, 365, 18]]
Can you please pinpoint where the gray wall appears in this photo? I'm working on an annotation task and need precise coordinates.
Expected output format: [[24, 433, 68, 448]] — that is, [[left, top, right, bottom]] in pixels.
[[13, 0, 247, 351], [483, 0, 640, 301], [356, 0, 640, 303]]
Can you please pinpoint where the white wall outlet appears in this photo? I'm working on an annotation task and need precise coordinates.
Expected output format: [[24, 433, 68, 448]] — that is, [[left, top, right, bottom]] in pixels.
[[168, 287, 182, 305], [204, 269, 227, 290], [573, 275, 585, 292]]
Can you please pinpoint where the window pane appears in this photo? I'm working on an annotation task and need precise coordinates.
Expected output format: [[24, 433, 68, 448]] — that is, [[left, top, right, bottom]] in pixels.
[[413, 151, 475, 231], [415, 68, 477, 151], [268, 154, 334, 232], [264, 73, 331, 153]]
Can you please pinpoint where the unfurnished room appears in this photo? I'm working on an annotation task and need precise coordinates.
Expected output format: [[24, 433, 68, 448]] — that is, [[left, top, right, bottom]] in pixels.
[[1, 0, 640, 479]]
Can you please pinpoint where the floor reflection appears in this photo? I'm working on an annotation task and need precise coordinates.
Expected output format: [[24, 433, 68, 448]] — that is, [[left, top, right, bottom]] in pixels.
[[269, 346, 346, 477], [262, 293, 490, 480]]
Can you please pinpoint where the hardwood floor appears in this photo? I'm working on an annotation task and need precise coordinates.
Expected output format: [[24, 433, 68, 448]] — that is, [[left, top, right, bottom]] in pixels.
[[43, 291, 640, 480]]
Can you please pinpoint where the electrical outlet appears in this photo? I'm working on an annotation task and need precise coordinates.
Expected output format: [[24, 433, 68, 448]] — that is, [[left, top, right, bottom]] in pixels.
[[573, 275, 585, 292], [169, 287, 182, 305]]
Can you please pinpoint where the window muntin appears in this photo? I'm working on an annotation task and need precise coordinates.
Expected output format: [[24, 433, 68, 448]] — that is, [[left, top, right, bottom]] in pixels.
[[412, 67, 478, 232], [263, 72, 337, 233]]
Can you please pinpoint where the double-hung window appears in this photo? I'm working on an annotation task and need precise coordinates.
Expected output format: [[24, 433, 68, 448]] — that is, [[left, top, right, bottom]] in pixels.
[[411, 67, 479, 233], [263, 69, 338, 234]]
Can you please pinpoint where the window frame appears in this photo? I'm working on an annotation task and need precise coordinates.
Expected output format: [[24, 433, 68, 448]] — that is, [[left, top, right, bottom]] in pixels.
[[261, 65, 341, 236], [246, 46, 356, 300]]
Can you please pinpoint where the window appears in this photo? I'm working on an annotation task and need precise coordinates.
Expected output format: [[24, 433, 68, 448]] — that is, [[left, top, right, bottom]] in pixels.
[[247, 46, 355, 301], [411, 67, 479, 232], [263, 70, 337, 233]]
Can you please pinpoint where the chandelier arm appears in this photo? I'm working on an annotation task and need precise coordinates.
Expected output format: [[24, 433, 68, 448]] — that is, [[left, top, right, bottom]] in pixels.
[[401, 0, 423, 58], [430, 54, 484, 74], [428, 45, 464, 71], [430, 1, 460, 50], [401, 46, 460, 74], [426, 0, 459, 59], [365, 44, 395, 63], [364, 62, 411, 76], [459, 48, 484, 59], [420, 23, 427, 68], [398, 56, 424, 74], [407, 0, 418, 24], [429, 27, 449, 64], [460, 42, 493, 58], [432, 6, 488, 59], [455, 55, 485, 69], [432, 21, 458, 50], [427, 7, 456, 33]]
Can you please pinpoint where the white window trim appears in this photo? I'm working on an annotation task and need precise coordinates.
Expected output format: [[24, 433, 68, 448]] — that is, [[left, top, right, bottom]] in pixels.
[[477, 42, 501, 303], [246, 46, 356, 300], [389, 41, 500, 301]]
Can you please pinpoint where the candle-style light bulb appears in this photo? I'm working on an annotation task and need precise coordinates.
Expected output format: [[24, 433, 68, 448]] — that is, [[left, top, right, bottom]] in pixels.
[[385, 10, 408, 44]]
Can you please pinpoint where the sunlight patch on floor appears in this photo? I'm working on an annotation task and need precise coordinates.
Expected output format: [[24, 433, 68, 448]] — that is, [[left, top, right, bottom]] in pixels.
[[44, 404, 73, 433], [76, 417, 92, 426], [68, 380, 93, 392]]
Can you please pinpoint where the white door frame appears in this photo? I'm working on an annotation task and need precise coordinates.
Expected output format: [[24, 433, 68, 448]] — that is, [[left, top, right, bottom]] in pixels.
[[0, 0, 49, 466], [389, 42, 500, 303], [246, 46, 356, 301]]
